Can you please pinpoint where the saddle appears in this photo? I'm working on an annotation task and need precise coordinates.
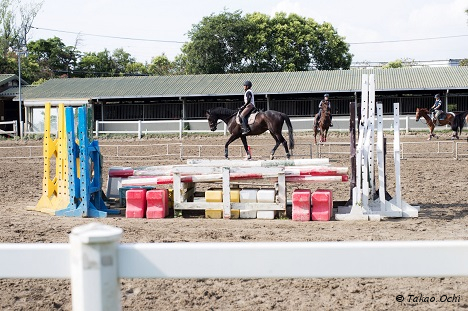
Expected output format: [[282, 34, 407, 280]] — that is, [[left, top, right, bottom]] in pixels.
[[236, 109, 259, 125]]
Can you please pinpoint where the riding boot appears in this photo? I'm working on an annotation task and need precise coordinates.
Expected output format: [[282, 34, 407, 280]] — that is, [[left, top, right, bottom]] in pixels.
[[241, 117, 250, 135]]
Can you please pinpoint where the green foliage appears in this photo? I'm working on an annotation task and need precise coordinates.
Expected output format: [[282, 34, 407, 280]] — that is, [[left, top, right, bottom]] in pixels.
[[148, 54, 174, 75], [383, 59, 403, 69], [181, 10, 352, 74], [459, 58, 468, 66], [382, 58, 416, 69]]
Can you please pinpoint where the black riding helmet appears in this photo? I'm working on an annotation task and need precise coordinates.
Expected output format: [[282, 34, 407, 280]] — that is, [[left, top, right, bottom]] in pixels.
[[434, 94, 440, 99], [243, 80, 252, 88], [324, 93, 329, 98]]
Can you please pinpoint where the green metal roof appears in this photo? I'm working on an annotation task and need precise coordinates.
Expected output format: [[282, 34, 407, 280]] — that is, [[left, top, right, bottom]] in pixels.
[[2, 67, 468, 101], [0, 74, 28, 88]]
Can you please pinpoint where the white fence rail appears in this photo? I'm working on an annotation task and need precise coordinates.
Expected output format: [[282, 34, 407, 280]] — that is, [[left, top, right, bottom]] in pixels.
[[1, 223, 468, 311], [3, 141, 468, 160], [0, 120, 18, 137], [94, 116, 418, 138]]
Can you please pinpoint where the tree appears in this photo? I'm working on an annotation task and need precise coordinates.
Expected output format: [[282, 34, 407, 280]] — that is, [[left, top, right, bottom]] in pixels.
[[76, 49, 116, 77], [181, 10, 247, 74], [180, 10, 352, 74], [27, 37, 78, 79], [148, 54, 176, 75], [460, 58, 468, 66], [382, 58, 416, 69], [112, 48, 135, 73], [312, 22, 352, 70], [382, 59, 403, 69]]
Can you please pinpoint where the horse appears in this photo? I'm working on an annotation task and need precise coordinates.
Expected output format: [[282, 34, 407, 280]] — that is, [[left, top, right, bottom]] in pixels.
[[415, 107, 458, 140], [205, 107, 294, 160], [451, 111, 468, 139], [313, 102, 331, 144]]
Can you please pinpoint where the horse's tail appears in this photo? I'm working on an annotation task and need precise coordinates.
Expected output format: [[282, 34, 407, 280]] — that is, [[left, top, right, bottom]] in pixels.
[[452, 111, 468, 135], [282, 113, 294, 150]]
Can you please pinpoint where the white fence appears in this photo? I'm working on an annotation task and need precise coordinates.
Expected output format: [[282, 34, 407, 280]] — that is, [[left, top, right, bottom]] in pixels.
[[1, 223, 468, 311], [94, 116, 419, 139], [3, 141, 468, 160], [0, 120, 18, 137]]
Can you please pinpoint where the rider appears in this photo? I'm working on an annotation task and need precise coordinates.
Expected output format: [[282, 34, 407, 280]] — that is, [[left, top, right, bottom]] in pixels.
[[430, 94, 443, 124], [239, 80, 255, 135], [315, 93, 333, 128]]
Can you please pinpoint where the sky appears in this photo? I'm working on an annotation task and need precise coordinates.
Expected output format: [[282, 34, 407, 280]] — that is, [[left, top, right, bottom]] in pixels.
[[28, 0, 468, 64]]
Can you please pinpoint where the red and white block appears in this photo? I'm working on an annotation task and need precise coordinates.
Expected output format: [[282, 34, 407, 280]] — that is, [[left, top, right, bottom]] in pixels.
[[146, 189, 169, 219], [292, 189, 311, 221], [126, 189, 147, 218], [311, 189, 333, 221]]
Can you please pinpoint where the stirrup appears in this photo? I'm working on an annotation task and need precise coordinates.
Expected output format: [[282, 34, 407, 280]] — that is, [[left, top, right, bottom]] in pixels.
[[242, 128, 251, 135]]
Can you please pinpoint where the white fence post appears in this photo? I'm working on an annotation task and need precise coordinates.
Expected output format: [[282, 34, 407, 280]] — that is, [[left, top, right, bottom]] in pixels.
[[69, 223, 123, 311], [137, 120, 142, 139], [179, 119, 183, 140], [95, 120, 99, 138], [405, 115, 409, 135]]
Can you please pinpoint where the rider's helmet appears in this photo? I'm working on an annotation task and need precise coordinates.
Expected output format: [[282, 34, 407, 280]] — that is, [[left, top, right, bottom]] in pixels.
[[243, 80, 252, 88], [324, 93, 329, 98], [434, 94, 440, 99]]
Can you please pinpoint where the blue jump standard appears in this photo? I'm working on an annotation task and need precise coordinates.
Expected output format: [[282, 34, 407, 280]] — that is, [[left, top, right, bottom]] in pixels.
[[55, 106, 119, 217]]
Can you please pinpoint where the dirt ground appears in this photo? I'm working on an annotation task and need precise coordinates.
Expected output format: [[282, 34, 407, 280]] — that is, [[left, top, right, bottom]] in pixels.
[[1, 132, 468, 311]]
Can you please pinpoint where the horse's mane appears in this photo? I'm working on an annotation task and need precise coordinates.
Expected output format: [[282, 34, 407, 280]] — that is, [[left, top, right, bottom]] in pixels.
[[208, 107, 237, 117]]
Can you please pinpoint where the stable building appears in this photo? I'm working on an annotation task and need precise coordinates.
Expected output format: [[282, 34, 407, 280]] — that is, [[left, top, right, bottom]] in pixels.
[[1, 67, 468, 134]]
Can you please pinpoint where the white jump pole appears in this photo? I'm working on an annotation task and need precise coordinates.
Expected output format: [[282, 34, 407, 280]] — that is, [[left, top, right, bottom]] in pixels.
[[376, 103, 386, 213], [368, 74, 376, 197], [361, 74, 370, 211], [393, 103, 402, 209]]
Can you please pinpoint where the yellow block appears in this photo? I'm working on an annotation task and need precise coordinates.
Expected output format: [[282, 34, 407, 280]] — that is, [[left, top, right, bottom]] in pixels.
[[205, 209, 223, 219], [230, 189, 240, 203], [205, 190, 223, 202], [230, 209, 240, 219]]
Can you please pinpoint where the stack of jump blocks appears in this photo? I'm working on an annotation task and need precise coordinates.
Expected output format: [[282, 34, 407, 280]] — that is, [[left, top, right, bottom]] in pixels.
[[108, 158, 348, 220], [291, 189, 333, 221]]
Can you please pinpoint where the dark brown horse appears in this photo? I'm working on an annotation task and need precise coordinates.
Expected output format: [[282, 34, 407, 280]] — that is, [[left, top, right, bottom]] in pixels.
[[313, 102, 331, 144], [205, 107, 294, 160], [451, 111, 468, 139], [415, 108, 457, 140]]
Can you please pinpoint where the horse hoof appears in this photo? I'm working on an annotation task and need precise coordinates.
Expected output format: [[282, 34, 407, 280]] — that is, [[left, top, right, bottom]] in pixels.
[[286, 154, 291, 160], [270, 154, 274, 160]]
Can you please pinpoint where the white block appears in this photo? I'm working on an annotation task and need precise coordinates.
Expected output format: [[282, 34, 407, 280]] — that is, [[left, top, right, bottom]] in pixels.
[[240, 210, 257, 219], [256, 189, 276, 203], [257, 211, 275, 220], [240, 189, 258, 203]]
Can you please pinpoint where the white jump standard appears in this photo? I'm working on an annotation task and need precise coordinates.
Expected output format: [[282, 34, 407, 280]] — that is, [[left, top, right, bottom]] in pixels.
[[336, 74, 419, 221]]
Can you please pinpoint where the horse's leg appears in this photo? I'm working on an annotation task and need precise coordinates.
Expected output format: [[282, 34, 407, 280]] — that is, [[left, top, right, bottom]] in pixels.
[[269, 132, 281, 160], [224, 134, 240, 159], [272, 131, 290, 159], [240, 135, 251, 160]]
